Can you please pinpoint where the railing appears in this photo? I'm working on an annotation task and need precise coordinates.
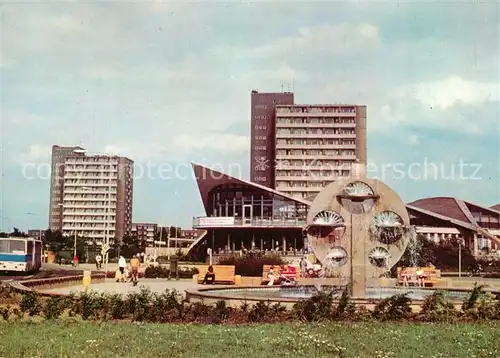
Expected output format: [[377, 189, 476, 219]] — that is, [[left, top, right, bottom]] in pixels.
[[193, 217, 306, 228], [212, 250, 306, 261]]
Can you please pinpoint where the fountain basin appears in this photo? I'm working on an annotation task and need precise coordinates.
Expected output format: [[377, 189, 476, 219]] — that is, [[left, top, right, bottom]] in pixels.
[[185, 285, 498, 310]]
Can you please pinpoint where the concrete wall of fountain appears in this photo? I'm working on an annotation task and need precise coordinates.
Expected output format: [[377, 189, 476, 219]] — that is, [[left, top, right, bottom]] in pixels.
[[306, 174, 414, 298]]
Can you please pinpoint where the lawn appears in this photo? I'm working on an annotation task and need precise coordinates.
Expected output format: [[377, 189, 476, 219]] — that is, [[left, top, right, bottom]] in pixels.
[[1, 321, 499, 358]]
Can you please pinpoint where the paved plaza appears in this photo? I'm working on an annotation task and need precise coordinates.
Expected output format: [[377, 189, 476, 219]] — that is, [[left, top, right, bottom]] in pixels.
[[39, 279, 201, 296]]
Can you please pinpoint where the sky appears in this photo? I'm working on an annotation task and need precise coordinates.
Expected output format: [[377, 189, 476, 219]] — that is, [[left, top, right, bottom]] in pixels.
[[0, 1, 499, 231]]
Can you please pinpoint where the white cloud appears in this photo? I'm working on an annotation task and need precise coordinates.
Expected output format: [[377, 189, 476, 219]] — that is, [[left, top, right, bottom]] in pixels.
[[14, 144, 52, 165], [3, 109, 46, 127], [410, 76, 499, 109], [209, 22, 381, 60]]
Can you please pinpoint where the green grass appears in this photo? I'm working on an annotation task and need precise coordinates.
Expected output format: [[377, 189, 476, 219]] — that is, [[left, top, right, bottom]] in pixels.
[[1, 321, 499, 358]]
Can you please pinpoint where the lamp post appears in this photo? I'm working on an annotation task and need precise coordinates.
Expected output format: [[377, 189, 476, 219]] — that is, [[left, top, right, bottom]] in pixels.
[[103, 173, 113, 276], [458, 238, 464, 278]]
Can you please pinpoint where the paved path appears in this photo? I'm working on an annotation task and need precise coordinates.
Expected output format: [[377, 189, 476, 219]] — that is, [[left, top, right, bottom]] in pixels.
[[42, 262, 146, 273], [39, 279, 202, 296]]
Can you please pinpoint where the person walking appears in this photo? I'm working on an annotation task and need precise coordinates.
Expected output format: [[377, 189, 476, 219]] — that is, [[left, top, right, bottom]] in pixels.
[[130, 255, 140, 286], [118, 256, 127, 282], [95, 254, 102, 270]]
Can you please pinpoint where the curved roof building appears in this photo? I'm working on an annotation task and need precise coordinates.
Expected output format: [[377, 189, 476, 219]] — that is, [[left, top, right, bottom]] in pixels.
[[189, 164, 500, 257]]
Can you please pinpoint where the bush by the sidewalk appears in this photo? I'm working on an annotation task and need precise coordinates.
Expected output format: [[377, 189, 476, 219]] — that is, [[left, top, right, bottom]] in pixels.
[[218, 252, 285, 277], [144, 266, 198, 279], [7, 284, 500, 324]]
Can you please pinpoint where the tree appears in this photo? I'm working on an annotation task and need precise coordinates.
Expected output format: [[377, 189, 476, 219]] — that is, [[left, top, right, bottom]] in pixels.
[[44, 229, 69, 253], [399, 234, 438, 268], [11, 228, 28, 237], [397, 235, 477, 271], [120, 234, 140, 258], [434, 238, 476, 270], [169, 226, 176, 238]]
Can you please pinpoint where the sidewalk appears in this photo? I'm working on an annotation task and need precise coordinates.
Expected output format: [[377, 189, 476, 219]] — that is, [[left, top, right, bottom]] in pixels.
[[42, 262, 147, 273]]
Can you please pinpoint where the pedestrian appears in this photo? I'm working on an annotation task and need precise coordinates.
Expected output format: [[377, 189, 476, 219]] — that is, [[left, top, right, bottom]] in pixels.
[[95, 254, 102, 270], [118, 256, 126, 282]]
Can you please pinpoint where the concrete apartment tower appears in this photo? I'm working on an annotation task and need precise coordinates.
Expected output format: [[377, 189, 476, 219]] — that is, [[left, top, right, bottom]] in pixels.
[[48, 146, 134, 244], [250, 90, 295, 189], [48, 145, 86, 231], [274, 104, 367, 199]]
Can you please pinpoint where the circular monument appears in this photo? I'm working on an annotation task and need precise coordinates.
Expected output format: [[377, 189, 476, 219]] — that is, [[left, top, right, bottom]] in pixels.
[[306, 173, 414, 297]]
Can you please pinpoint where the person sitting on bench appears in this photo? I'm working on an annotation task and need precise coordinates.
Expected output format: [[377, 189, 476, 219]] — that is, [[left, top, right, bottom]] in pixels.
[[415, 267, 426, 287], [267, 265, 278, 286], [202, 265, 216, 284]]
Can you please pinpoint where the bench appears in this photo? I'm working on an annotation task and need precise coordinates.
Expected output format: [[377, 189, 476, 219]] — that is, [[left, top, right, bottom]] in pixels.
[[261, 265, 300, 285], [196, 265, 236, 285], [397, 267, 438, 287]]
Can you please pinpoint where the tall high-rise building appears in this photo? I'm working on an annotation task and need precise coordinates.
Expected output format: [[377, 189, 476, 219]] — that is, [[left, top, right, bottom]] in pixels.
[[250, 90, 294, 189], [274, 104, 367, 199], [48, 145, 85, 231], [49, 146, 134, 243]]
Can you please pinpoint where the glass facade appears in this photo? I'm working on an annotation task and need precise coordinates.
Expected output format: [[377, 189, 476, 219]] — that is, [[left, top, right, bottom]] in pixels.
[[208, 183, 308, 222]]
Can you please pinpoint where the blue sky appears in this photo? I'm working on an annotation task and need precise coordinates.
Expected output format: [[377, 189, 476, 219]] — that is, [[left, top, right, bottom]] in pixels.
[[0, 1, 499, 231]]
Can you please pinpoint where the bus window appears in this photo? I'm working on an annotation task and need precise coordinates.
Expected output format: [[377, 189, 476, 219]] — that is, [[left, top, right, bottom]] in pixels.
[[0, 241, 8, 253], [9, 240, 26, 254]]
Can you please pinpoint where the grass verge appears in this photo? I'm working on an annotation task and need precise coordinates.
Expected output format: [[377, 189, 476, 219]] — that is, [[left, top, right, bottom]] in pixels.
[[1, 321, 499, 357]]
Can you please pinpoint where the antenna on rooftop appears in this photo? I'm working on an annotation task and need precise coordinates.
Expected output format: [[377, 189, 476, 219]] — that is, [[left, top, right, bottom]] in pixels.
[[280, 80, 284, 92]]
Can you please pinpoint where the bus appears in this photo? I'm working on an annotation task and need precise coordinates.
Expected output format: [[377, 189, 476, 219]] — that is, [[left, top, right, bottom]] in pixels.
[[0, 237, 42, 272]]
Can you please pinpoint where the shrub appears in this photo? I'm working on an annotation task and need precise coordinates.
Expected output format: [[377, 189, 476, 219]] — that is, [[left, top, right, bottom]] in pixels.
[[144, 266, 198, 279], [149, 289, 184, 323], [476, 292, 500, 320], [292, 290, 335, 322], [189, 301, 212, 323], [43, 296, 69, 320], [334, 287, 358, 320], [0, 306, 10, 320], [218, 252, 285, 277], [20, 291, 42, 316], [373, 293, 413, 321], [0, 285, 13, 300], [144, 266, 168, 278], [213, 300, 230, 322], [125, 287, 154, 322], [462, 283, 486, 314], [248, 300, 273, 322], [419, 291, 459, 322], [106, 293, 127, 320], [77, 291, 108, 320]]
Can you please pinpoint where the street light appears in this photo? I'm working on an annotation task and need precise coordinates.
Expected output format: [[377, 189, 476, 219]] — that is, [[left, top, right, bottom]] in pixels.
[[103, 173, 114, 276], [458, 238, 464, 278]]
